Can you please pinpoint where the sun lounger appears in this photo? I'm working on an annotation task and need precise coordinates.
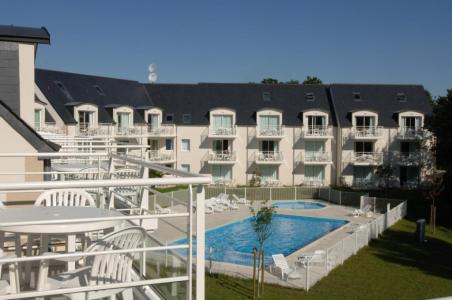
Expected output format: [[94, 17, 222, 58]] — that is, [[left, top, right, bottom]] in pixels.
[[272, 254, 302, 281]]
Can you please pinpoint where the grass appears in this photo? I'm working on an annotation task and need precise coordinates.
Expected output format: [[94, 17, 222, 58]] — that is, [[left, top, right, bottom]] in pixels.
[[205, 219, 452, 300]]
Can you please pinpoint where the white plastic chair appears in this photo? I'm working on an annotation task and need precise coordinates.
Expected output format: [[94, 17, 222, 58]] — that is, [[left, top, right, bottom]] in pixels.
[[35, 189, 96, 207], [0, 249, 20, 295], [272, 254, 302, 281], [0, 201, 21, 257], [108, 167, 145, 208], [298, 250, 326, 268], [37, 227, 146, 300], [155, 203, 171, 214]]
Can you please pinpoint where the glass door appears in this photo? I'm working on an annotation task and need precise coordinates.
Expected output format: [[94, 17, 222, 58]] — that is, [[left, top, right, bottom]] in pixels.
[[34, 109, 42, 129], [148, 114, 159, 132], [78, 111, 92, 133], [117, 112, 130, 132]]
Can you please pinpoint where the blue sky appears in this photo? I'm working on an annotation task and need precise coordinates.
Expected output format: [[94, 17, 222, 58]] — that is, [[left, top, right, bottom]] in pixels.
[[2, 0, 451, 96]]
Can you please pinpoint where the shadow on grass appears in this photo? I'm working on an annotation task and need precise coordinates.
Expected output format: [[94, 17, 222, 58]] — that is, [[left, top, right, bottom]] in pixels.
[[208, 273, 253, 299], [371, 226, 452, 281]]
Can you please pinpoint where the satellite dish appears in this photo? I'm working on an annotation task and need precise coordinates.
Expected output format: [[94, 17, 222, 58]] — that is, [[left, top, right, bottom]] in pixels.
[[148, 73, 158, 83], [148, 64, 156, 73]]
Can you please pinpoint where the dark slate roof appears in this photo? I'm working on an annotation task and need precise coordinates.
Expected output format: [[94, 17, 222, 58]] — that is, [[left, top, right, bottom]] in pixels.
[[329, 84, 432, 127], [0, 100, 59, 152], [145, 83, 333, 126], [0, 25, 50, 44], [35, 69, 153, 124]]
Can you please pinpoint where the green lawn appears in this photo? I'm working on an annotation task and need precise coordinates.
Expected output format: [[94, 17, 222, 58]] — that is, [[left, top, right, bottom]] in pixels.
[[206, 219, 452, 300]]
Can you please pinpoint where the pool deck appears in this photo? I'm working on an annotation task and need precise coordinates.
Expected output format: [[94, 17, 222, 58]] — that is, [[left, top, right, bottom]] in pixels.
[[149, 199, 379, 290]]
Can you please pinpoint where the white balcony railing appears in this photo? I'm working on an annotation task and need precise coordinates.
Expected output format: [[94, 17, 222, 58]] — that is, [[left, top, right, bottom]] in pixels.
[[351, 126, 383, 139], [303, 125, 332, 138], [303, 179, 325, 187], [256, 125, 284, 138], [352, 152, 383, 165], [255, 151, 283, 163], [147, 124, 176, 137], [206, 150, 236, 163], [208, 126, 237, 137], [394, 151, 421, 166], [353, 177, 376, 188], [36, 123, 66, 135], [303, 151, 331, 163], [397, 126, 424, 139], [148, 150, 175, 162]]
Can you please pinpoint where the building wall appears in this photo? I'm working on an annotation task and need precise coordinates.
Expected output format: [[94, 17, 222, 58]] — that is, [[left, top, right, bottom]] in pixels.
[[18, 43, 35, 126], [0, 42, 20, 115], [0, 117, 43, 204]]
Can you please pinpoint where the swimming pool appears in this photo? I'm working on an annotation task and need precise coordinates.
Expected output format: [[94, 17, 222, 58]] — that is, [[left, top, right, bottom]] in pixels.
[[272, 201, 326, 209], [173, 214, 347, 266]]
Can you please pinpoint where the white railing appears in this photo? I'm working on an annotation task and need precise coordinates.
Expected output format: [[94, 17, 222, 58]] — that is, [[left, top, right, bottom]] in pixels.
[[254, 151, 284, 163], [256, 125, 284, 138], [303, 151, 331, 163], [397, 126, 424, 139], [303, 125, 332, 137], [352, 152, 383, 165], [148, 150, 175, 162], [303, 200, 407, 290], [206, 151, 236, 162], [352, 178, 376, 188], [351, 126, 383, 138], [147, 124, 176, 137], [208, 126, 237, 137], [303, 179, 325, 186], [35, 123, 65, 135]]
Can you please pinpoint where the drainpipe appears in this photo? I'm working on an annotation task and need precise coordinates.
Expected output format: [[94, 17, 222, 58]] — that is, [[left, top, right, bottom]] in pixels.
[[327, 86, 342, 186]]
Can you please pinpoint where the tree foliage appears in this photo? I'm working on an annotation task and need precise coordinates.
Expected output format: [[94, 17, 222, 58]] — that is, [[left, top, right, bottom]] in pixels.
[[302, 76, 323, 85], [261, 78, 279, 84]]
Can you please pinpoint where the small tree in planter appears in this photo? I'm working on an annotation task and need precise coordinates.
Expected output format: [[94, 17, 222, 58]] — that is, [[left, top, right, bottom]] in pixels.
[[250, 204, 275, 299], [249, 170, 262, 187]]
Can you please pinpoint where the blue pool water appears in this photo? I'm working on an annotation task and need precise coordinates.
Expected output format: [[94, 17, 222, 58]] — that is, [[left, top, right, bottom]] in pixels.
[[173, 214, 347, 266], [272, 201, 326, 209]]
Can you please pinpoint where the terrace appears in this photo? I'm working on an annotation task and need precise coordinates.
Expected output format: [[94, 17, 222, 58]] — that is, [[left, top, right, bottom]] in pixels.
[[0, 152, 210, 299], [350, 126, 383, 139]]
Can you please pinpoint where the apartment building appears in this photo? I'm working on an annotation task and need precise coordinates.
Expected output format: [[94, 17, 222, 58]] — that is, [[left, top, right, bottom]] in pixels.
[[33, 68, 432, 188]]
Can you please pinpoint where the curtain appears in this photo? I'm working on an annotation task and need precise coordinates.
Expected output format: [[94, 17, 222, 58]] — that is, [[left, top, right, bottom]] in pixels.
[[260, 166, 277, 180], [150, 114, 159, 128]]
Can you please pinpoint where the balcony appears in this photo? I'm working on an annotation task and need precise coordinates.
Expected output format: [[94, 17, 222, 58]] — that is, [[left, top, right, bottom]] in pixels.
[[36, 123, 66, 135], [78, 125, 114, 137], [254, 151, 283, 164], [207, 125, 237, 138], [394, 151, 421, 166], [352, 152, 383, 165], [205, 150, 237, 164], [350, 126, 383, 140], [303, 179, 325, 187], [148, 150, 176, 163], [352, 178, 377, 188], [302, 125, 333, 139], [256, 125, 284, 139], [147, 124, 176, 137], [396, 126, 425, 140], [302, 151, 332, 165]]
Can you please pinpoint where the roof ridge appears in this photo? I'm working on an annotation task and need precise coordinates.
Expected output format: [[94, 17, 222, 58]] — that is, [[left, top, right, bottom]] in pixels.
[[36, 68, 141, 83]]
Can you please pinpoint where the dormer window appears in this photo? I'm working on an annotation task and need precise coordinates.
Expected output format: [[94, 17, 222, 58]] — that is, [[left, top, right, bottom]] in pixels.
[[54, 81, 73, 100], [93, 85, 105, 96], [397, 93, 407, 102], [182, 114, 192, 124], [166, 113, 174, 123], [305, 93, 315, 101], [353, 92, 361, 101], [262, 92, 271, 102]]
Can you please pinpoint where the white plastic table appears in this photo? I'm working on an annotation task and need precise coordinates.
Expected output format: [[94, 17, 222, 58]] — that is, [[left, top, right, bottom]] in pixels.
[[0, 206, 124, 270]]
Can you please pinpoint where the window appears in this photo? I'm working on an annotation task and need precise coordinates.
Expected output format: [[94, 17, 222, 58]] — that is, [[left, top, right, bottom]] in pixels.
[[354, 166, 373, 183], [166, 113, 174, 123], [307, 115, 326, 127], [397, 93, 407, 102], [165, 139, 173, 150], [182, 114, 191, 124], [212, 115, 233, 130], [34, 109, 42, 129], [213, 140, 229, 152], [181, 164, 191, 173], [262, 92, 271, 102], [54, 81, 73, 100], [117, 112, 130, 130], [305, 93, 315, 101], [355, 116, 375, 127], [78, 111, 94, 132], [353, 92, 361, 101], [212, 165, 232, 181], [260, 140, 278, 152], [181, 139, 190, 151], [93, 85, 105, 96], [305, 165, 325, 184], [402, 116, 422, 129], [259, 165, 278, 181], [148, 114, 159, 130], [259, 115, 279, 130], [355, 142, 373, 153]]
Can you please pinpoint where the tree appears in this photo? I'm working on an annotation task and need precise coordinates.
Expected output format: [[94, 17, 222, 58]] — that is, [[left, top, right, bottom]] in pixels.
[[249, 170, 262, 187], [302, 76, 323, 85], [428, 89, 452, 196], [375, 164, 395, 197], [423, 168, 445, 233], [261, 78, 279, 84], [249, 204, 275, 299]]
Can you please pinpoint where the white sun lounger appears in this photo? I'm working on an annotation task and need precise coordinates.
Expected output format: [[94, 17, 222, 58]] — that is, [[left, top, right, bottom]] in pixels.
[[155, 203, 171, 214], [232, 194, 249, 205], [272, 254, 302, 281]]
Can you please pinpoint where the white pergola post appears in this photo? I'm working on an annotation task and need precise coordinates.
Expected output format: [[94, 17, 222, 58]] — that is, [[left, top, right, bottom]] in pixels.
[[195, 184, 205, 300]]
